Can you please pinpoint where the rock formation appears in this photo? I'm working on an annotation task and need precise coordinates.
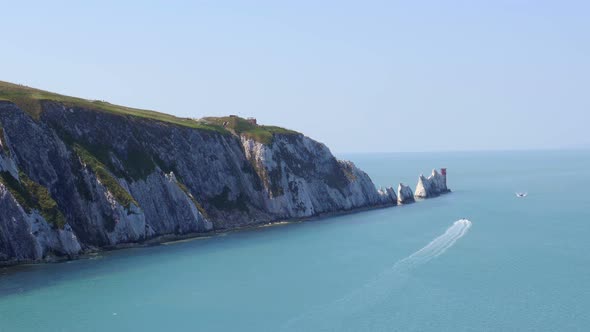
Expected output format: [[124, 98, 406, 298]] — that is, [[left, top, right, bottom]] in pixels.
[[397, 183, 415, 204], [0, 82, 451, 265], [414, 169, 451, 198], [0, 99, 399, 264], [378, 186, 397, 205]]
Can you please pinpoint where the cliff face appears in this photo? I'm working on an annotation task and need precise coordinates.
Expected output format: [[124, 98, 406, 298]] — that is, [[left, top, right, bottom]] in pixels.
[[0, 101, 396, 264], [241, 136, 389, 218]]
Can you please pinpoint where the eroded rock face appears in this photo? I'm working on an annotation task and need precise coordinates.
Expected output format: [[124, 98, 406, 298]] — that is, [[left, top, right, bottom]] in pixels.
[[0, 100, 452, 265], [0, 101, 393, 264], [240, 135, 390, 219], [397, 183, 415, 204], [378, 186, 397, 205], [0, 183, 81, 263], [414, 169, 450, 198]]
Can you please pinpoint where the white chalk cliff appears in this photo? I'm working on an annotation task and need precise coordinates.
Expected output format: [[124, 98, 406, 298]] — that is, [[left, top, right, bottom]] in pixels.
[[414, 169, 450, 198], [0, 96, 451, 265], [397, 183, 415, 204], [378, 186, 397, 205]]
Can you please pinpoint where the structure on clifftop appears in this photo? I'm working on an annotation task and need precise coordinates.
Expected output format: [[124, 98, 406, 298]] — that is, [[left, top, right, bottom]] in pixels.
[[414, 168, 451, 198]]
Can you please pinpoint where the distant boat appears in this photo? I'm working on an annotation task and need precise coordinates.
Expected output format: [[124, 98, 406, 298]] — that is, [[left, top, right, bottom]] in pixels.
[[515, 192, 527, 198]]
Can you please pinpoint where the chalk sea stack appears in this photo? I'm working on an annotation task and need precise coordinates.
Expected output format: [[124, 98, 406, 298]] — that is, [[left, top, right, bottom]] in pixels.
[[397, 183, 415, 204], [414, 168, 451, 198]]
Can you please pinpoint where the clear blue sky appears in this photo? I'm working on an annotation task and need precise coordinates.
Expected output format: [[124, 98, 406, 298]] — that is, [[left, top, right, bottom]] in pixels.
[[1, 0, 588, 152]]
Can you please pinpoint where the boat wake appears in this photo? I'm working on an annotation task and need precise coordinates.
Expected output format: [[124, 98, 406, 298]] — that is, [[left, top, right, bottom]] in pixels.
[[392, 218, 471, 272], [281, 219, 472, 331]]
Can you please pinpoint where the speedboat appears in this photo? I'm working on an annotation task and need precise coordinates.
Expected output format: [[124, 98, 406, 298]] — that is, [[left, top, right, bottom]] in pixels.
[[515, 192, 527, 198]]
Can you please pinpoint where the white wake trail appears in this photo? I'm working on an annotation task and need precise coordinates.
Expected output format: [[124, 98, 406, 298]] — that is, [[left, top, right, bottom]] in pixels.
[[281, 219, 473, 331], [394, 219, 471, 270]]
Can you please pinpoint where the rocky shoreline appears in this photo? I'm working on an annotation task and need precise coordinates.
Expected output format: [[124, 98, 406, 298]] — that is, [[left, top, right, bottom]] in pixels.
[[0, 83, 451, 266], [0, 186, 447, 268], [0, 168, 451, 268]]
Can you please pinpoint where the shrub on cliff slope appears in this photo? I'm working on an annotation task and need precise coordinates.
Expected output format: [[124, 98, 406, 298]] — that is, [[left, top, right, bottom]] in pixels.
[[73, 144, 138, 210], [0, 171, 66, 228]]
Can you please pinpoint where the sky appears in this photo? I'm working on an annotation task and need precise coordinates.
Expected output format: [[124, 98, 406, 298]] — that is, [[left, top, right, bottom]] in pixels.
[[1, 0, 589, 153]]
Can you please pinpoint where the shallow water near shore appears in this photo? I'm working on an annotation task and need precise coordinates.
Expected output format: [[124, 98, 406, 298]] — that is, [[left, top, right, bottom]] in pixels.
[[1, 150, 589, 331]]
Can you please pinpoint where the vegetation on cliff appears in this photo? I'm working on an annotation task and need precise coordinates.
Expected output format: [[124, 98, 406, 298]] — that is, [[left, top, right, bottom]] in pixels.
[[209, 185, 249, 212], [0, 125, 10, 155], [73, 144, 138, 209], [54, 126, 158, 183], [0, 81, 300, 145], [0, 171, 66, 228], [175, 180, 209, 219], [0, 81, 226, 132], [203, 116, 298, 144]]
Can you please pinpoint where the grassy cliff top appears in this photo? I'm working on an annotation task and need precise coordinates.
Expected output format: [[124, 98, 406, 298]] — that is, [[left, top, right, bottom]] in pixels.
[[0, 81, 225, 132], [202, 116, 298, 144], [0, 80, 298, 143]]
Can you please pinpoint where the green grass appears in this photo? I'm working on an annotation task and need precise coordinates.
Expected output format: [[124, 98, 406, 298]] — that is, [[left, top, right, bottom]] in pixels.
[[203, 116, 298, 144], [0, 81, 298, 144], [0, 171, 66, 228], [73, 144, 138, 210], [0, 81, 228, 133]]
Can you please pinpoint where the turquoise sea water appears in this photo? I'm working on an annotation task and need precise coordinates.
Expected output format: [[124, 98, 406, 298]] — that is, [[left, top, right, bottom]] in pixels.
[[1, 150, 589, 332]]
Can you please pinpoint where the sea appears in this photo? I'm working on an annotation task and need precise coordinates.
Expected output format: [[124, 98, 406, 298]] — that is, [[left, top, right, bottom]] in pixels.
[[0, 150, 589, 332]]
